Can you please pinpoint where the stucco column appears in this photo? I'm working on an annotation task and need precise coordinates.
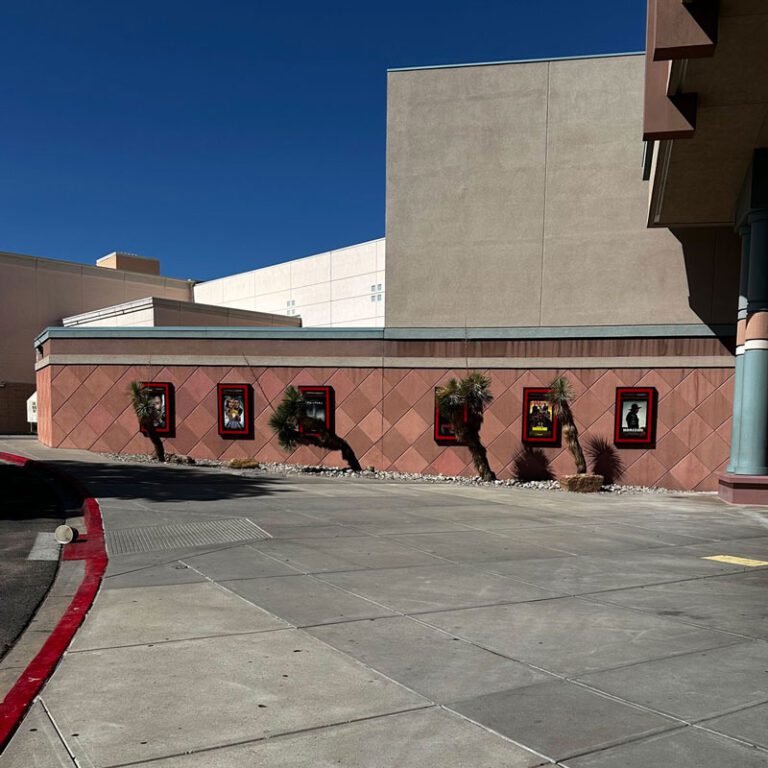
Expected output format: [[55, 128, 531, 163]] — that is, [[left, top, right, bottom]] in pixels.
[[726, 225, 751, 472], [735, 210, 768, 475]]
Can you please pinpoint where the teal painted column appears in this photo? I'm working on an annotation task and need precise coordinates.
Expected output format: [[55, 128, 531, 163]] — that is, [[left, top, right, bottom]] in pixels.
[[735, 209, 768, 475], [727, 226, 751, 473]]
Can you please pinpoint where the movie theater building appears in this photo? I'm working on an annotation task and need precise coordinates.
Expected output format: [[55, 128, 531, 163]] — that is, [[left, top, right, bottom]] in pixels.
[[28, 1, 768, 500]]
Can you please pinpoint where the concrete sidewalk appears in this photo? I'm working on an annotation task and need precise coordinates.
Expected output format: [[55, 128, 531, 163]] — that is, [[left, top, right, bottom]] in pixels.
[[2, 435, 768, 767]]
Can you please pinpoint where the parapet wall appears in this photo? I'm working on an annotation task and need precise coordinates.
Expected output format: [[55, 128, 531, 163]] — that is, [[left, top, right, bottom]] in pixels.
[[34, 327, 735, 491]]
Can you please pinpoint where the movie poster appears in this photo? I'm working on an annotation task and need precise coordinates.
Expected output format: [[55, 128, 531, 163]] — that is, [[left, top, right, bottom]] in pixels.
[[522, 388, 558, 445], [217, 384, 251, 437], [139, 382, 173, 436], [614, 387, 656, 447], [434, 387, 465, 445], [298, 385, 334, 436]]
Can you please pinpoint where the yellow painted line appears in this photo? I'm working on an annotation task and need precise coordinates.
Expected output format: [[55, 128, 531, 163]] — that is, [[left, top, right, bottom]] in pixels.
[[702, 555, 768, 567]]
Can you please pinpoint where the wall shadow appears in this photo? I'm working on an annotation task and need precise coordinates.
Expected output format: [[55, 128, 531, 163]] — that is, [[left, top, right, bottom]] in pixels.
[[33, 460, 291, 505], [672, 226, 739, 352], [0, 464, 63, 522]]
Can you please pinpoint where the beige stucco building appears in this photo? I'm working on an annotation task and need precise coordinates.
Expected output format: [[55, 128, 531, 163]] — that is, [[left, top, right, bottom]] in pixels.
[[385, 53, 739, 329]]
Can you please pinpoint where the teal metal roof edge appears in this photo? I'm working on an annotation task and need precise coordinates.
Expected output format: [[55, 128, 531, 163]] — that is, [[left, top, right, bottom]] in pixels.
[[387, 50, 645, 73], [35, 323, 734, 347], [34, 327, 385, 345]]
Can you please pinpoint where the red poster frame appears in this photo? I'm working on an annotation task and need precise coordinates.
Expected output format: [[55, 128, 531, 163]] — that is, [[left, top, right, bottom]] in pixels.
[[521, 387, 559, 446], [217, 383, 252, 438], [298, 385, 334, 437], [614, 387, 657, 447], [434, 388, 468, 445], [139, 382, 174, 436]]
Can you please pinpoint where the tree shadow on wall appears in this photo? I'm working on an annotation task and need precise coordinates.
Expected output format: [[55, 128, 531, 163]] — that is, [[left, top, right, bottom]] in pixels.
[[512, 447, 554, 482]]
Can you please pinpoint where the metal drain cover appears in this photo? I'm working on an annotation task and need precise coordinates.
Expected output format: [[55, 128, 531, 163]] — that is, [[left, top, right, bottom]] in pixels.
[[106, 518, 271, 555]]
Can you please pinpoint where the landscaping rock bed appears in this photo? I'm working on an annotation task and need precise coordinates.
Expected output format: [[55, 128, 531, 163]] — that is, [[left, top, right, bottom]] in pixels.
[[100, 452, 683, 495]]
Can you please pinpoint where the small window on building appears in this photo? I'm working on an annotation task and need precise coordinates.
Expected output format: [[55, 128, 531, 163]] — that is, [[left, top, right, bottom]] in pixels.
[[370, 295, 375, 302], [377, 294, 382, 301], [377, 283, 382, 291]]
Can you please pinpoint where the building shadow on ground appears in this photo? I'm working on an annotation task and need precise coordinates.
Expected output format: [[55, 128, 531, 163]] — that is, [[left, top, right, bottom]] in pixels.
[[0, 464, 64, 521], [28, 460, 290, 505]]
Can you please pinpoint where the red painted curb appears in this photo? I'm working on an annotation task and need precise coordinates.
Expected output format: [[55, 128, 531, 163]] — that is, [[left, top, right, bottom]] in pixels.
[[0, 452, 108, 752]]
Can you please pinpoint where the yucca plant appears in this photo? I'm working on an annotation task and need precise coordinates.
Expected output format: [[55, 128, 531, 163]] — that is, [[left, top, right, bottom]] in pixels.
[[547, 376, 586, 474], [269, 385, 361, 471], [436, 371, 496, 481], [129, 381, 165, 462], [585, 434, 624, 485]]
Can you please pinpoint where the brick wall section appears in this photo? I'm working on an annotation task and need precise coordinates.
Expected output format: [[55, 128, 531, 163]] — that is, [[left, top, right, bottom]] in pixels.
[[0, 382, 36, 434], [38, 363, 733, 492]]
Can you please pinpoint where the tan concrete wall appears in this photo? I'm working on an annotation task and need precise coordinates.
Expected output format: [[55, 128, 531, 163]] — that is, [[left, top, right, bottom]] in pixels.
[[0, 251, 193, 386], [385, 55, 739, 328], [0, 382, 36, 434], [96, 252, 161, 275], [153, 301, 301, 328]]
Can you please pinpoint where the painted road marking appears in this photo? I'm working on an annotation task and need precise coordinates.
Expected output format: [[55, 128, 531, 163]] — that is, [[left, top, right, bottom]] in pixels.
[[27, 532, 60, 561], [703, 555, 768, 567]]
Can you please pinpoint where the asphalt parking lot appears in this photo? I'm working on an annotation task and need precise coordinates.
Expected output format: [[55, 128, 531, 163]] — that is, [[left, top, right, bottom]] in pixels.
[[0, 462, 63, 664]]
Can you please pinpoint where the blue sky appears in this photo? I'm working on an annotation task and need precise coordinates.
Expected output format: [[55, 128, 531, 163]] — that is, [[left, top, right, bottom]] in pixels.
[[0, 1, 646, 281]]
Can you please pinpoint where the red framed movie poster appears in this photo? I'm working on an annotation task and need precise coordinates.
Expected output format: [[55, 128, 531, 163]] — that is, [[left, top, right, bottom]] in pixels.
[[434, 387, 467, 445], [298, 385, 334, 437], [139, 382, 174, 436], [521, 387, 558, 446], [614, 387, 656, 447], [217, 383, 252, 437]]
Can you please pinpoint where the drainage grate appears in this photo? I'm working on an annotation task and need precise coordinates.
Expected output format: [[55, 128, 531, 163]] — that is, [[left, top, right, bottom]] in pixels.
[[106, 518, 271, 555]]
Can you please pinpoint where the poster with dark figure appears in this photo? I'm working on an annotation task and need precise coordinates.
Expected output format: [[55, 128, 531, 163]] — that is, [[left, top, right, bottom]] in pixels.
[[139, 382, 174, 436], [614, 387, 656, 447], [298, 385, 334, 437], [434, 387, 467, 445], [217, 384, 252, 437], [522, 387, 558, 445]]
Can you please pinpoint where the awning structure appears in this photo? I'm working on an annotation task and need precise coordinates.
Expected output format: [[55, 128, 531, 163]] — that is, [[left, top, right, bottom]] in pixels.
[[644, 0, 768, 227]]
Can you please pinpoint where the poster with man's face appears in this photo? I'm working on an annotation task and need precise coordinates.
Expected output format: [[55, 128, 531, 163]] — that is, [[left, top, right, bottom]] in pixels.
[[614, 388, 656, 447], [139, 382, 173, 435], [217, 384, 251, 437]]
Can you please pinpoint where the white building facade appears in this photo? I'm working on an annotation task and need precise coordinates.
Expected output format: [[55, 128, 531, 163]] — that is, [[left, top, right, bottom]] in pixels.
[[193, 238, 385, 328]]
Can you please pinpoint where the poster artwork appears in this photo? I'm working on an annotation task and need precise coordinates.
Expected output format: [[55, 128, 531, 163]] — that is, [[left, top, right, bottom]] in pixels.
[[303, 391, 327, 426], [139, 382, 173, 436], [527, 396, 554, 441], [614, 387, 656, 447], [298, 386, 334, 436], [522, 387, 558, 445], [434, 387, 465, 445], [217, 384, 251, 437]]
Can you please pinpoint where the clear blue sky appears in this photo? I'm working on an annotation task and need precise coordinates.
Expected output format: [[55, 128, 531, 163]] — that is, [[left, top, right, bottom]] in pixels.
[[0, 1, 646, 281]]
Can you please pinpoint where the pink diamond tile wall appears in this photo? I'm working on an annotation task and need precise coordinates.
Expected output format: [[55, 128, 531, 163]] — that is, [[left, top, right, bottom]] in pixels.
[[40, 364, 733, 491]]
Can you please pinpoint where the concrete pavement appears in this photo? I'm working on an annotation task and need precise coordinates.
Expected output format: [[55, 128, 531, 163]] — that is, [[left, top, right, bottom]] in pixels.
[[1, 435, 768, 766]]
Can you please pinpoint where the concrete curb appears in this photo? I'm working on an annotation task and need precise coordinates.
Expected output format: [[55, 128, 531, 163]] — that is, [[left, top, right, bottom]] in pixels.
[[0, 451, 107, 753]]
